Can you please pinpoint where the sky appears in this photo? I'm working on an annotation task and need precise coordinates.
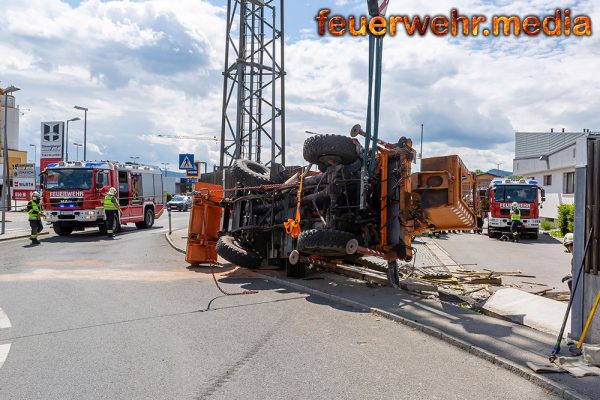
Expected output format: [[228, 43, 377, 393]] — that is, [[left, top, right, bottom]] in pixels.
[[1, 0, 598, 173]]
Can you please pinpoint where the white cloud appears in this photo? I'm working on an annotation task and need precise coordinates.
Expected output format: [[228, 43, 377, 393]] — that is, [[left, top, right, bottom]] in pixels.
[[1, 0, 598, 175]]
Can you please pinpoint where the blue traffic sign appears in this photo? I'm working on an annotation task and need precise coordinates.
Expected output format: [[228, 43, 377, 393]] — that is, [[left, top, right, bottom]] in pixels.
[[179, 154, 195, 170]]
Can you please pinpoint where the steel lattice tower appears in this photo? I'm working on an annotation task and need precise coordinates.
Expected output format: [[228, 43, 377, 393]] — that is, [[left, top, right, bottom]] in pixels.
[[219, 0, 286, 177]]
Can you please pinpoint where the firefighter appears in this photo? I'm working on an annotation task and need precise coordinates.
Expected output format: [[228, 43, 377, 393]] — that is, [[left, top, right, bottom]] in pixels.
[[509, 201, 521, 242], [561, 233, 574, 292], [104, 187, 120, 238], [27, 191, 44, 245]]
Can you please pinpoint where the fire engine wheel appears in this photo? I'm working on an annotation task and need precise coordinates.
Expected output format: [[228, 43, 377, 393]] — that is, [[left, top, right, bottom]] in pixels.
[[303, 134, 359, 169], [52, 223, 74, 236], [136, 208, 155, 229], [297, 229, 358, 257], [216, 235, 263, 269], [231, 159, 273, 187]]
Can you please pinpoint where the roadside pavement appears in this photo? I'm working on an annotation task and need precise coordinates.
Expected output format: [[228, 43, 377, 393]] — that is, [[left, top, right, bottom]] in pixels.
[[433, 231, 572, 293], [0, 211, 50, 241], [166, 229, 600, 400]]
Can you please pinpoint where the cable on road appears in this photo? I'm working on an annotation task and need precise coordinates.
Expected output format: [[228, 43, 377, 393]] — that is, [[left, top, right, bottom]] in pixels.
[[209, 262, 258, 296]]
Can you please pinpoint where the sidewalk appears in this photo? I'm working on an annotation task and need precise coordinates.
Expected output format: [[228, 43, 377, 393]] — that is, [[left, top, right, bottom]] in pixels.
[[166, 229, 599, 400], [0, 211, 49, 241]]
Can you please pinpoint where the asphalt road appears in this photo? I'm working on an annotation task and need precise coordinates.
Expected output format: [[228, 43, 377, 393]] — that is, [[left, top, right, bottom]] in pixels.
[[432, 230, 572, 292], [0, 212, 559, 399]]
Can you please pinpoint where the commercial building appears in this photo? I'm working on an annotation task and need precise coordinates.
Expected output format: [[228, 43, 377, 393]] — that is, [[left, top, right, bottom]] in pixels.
[[512, 130, 593, 220], [0, 91, 26, 204]]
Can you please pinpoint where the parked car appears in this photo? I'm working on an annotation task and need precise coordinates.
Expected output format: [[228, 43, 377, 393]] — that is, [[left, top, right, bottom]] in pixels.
[[167, 195, 192, 211]]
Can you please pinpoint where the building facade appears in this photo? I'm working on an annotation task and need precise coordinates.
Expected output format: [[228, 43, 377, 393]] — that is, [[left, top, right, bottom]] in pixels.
[[513, 130, 592, 219], [0, 93, 24, 206]]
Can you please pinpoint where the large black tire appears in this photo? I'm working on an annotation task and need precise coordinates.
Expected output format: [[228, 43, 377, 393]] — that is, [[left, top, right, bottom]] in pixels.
[[297, 229, 358, 257], [303, 134, 359, 169], [136, 208, 155, 229], [53, 223, 74, 236], [216, 235, 263, 269], [231, 159, 273, 187]]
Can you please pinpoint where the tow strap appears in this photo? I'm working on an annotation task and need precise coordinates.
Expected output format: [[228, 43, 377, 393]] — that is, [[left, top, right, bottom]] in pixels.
[[284, 168, 305, 238]]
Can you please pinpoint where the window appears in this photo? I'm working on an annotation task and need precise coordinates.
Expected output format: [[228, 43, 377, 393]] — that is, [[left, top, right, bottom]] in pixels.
[[564, 172, 575, 194], [45, 169, 93, 190], [543, 175, 552, 186], [493, 185, 537, 203]]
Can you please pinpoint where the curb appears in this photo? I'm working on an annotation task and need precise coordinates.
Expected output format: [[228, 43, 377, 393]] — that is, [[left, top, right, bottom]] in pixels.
[[0, 232, 49, 242], [165, 232, 186, 254], [255, 273, 588, 400], [162, 233, 588, 400]]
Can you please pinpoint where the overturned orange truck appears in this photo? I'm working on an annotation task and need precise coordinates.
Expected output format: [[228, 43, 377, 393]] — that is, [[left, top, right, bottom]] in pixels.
[[186, 124, 477, 285]]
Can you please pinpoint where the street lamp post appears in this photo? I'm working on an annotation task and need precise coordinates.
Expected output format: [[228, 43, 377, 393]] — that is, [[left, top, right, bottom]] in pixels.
[[74, 106, 88, 161], [419, 123, 424, 170], [73, 142, 82, 161], [65, 117, 80, 162], [29, 144, 37, 189], [161, 162, 170, 177], [2, 85, 21, 235]]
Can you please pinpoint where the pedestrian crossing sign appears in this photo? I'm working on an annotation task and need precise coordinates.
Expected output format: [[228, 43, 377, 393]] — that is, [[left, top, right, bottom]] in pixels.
[[179, 154, 195, 170]]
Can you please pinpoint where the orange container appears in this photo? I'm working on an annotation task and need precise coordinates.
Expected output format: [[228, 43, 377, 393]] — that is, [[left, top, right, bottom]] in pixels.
[[185, 182, 224, 265]]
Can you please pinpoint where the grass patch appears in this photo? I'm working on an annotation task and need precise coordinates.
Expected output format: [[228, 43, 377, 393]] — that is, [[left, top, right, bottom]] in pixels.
[[540, 220, 555, 231], [549, 229, 564, 238]]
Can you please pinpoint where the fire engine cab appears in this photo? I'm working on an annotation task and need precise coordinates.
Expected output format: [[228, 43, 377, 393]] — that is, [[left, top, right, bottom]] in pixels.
[[487, 179, 546, 240], [41, 161, 165, 236]]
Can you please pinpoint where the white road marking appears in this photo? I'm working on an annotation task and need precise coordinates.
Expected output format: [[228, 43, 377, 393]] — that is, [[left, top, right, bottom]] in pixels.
[[0, 344, 11, 369], [0, 307, 11, 329]]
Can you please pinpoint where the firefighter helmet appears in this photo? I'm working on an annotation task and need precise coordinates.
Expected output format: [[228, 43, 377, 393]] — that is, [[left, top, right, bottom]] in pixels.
[[108, 187, 117, 195], [563, 233, 574, 247], [31, 191, 40, 199], [511, 202, 518, 208]]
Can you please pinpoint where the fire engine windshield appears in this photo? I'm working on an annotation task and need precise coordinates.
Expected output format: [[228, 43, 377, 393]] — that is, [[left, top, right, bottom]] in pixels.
[[493, 185, 537, 203], [46, 169, 93, 190]]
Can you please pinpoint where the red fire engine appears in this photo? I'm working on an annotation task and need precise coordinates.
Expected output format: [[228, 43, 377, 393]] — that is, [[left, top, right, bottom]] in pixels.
[[41, 161, 165, 236], [486, 179, 546, 239]]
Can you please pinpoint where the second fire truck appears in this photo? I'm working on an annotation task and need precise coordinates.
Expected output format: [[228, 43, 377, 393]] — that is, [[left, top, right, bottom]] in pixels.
[[42, 161, 165, 236], [486, 178, 546, 239]]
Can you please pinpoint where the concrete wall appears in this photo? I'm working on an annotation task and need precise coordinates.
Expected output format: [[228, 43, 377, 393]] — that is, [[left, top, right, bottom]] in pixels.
[[583, 274, 600, 343]]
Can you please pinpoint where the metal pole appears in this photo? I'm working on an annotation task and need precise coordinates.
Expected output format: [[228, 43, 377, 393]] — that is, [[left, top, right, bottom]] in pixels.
[[280, 0, 286, 165], [65, 120, 70, 162], [1, 92, 8, 233], [83, 109, 87, 161], [420, 123, 424, 170], [168, 209, 172, 235]]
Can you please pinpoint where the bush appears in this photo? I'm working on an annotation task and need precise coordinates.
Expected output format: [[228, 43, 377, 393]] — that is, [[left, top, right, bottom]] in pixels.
[[166, 192, 173, 202], [540, 220, 555, 231], [557, 204, 575, 236]]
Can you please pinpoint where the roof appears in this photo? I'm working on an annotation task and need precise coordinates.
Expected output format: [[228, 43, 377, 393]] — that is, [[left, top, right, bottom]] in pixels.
[[514, 131, 589, 159], [477, 169, 512, 178]]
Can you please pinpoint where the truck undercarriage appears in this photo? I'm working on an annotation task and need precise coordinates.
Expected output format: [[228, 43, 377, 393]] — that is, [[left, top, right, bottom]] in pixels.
[[188, 125, 478, 284]]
